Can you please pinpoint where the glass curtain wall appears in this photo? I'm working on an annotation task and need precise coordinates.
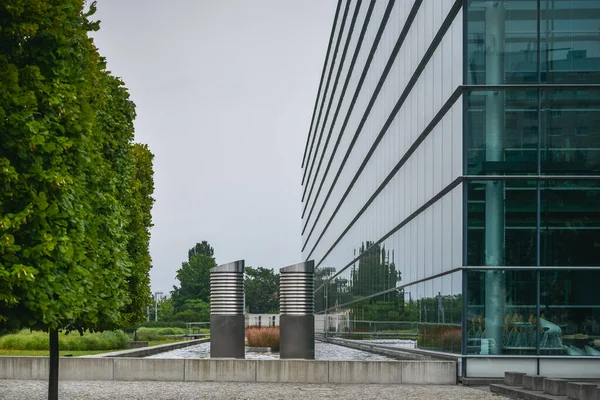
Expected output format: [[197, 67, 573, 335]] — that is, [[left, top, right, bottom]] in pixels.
[[465, 0, 600, 357], [310, 0, 465, 355]]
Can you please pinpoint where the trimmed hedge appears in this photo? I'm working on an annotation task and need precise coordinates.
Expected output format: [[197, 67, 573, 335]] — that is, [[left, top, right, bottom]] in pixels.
[[0, 330, 129, 351], [134, 327, 186, 341], [135, 321, 187, 329]]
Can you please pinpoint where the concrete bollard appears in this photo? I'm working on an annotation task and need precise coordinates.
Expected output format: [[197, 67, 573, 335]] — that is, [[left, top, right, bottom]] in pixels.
[[210, 260, 245, 359], [279, 261, 315, 359], [522, 375, 545, 391], [505, 371, 526, 386], [567, 382, 599, 400], [544, 378, 568, 396]]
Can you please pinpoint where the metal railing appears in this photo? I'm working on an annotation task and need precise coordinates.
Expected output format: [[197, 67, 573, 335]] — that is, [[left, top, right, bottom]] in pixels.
[[185, 322, 210, 337]]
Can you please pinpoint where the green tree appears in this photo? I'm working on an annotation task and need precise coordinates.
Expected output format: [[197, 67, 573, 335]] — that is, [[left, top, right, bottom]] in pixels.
[[245, 267, 279, 313], [171, 241, 216, 313], [157, 297, 174, 321], [181, 299, 210, 321], [172, 309, 199, 322], [120, 143, 154, 326], [350, 242, 402, 323], [314, 266, 336, 312], [0, 1, 153, 398]]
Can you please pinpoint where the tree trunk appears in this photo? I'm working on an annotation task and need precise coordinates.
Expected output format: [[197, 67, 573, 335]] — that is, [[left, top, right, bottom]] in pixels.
[[48, 329, 59, 400]]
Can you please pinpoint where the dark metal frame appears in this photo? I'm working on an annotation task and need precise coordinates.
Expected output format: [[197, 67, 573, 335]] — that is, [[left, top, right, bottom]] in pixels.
[[301, 0, 342, 169], [301, 0, 396, 226], [302, 0, 378, 223], [302, 0, 353, 188]]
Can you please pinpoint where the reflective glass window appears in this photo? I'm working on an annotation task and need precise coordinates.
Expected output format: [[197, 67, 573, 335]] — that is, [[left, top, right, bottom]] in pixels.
[[540, 180, 600, 267], [541, 0, 600, 83], [541, 89, 600, 174], [540, 269, 600, 356], [467, 0, 538, 85], [466, 270, 538, 355], [467, 180, 538, 267], [467, 90, 539, 175]]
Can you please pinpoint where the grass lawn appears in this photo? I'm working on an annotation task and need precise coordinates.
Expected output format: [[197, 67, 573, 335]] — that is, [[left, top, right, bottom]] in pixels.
[[0, 339, 188, 357], [0, 349, 115, 357]]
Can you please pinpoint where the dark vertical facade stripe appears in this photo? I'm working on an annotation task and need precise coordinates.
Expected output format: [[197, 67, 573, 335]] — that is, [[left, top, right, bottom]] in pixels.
[[301, 0, 396, 227], [302, 0, 352, 186], [309, 88, 462, 264], [316, 176, 464, 284], [301, 0, 377, 218], [302, 0, 422, 244], [304, 0, 463, 254], [301, 0, 342, 169], [302, 0, 363, 201]]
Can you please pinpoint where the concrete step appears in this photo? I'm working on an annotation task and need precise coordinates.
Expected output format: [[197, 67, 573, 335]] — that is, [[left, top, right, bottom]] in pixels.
[[545, 379, 569, 396], [566, 382, 599, 400], [491, 383, 567, 400], [490, 379, 600, 400], [523, 375, 546, 391], [459, 376, 504, 386], [505, 371, 527, 386]]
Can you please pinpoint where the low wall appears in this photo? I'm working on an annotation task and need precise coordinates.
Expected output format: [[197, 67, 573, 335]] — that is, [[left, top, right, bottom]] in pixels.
[[85, 338, 209, 358], [0, 357, 456, 384], [324, 337, 460, 362], [124, 341, 149, 349]]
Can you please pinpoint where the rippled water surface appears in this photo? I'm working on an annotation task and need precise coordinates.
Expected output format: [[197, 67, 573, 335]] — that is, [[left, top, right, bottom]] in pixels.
[[356, 339, 417, 349], [147, 341, 392, 360]]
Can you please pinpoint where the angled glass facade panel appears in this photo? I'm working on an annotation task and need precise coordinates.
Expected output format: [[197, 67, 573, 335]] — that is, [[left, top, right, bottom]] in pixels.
[[402, 273, 463, 354], [540, 180, 600, 266], [540, 0, 600, 84]]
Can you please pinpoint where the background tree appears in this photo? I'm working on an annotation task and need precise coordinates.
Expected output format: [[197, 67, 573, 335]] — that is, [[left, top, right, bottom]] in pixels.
[[314, 266, 336, 312], [245, 266, 279, 313], [350, 242, 402, 324], [0, 1, 154, 398], [171, 241, 216, 314], [157, 296, 174, 322]]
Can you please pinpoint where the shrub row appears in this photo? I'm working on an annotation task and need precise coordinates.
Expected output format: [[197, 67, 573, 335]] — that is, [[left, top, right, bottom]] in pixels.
[[0, 330, 129, 350], [135, 321, 188, 329], [133, 327, 187, 341]]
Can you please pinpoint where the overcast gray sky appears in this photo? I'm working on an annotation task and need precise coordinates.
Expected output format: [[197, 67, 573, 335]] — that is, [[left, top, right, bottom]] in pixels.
[[92, 1, 336, 294]]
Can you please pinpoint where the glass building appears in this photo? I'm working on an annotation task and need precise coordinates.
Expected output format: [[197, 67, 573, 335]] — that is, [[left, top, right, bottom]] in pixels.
[[301, 0, 600, 377]]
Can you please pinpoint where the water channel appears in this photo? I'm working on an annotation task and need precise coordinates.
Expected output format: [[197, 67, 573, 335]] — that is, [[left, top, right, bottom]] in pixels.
[[147, 341, 393, 360]]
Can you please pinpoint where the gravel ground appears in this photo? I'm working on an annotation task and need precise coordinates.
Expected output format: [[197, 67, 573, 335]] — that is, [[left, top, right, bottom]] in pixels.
[[0, 380, 505, 400]]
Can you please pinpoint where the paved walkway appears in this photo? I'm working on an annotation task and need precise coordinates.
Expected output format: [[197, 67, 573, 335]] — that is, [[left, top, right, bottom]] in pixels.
[[0, 380, 504, 400]]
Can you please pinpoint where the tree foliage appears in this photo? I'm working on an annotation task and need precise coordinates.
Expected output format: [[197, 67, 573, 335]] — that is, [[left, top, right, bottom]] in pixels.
[[349, 242, 401, 322], [245, 266, 279, 314], [171, 241, 216, 314], [120, 144, 154, 326], [156, 296, 174, 322], [0, 0, 154, 333]]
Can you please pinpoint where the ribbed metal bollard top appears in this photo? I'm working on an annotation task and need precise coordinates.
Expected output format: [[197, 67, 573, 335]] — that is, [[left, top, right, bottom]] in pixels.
[[279, 261, 314, 315], [210, 260, 244, 315]]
